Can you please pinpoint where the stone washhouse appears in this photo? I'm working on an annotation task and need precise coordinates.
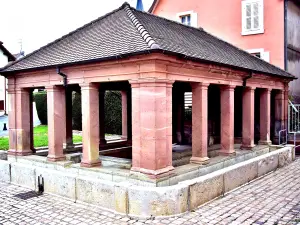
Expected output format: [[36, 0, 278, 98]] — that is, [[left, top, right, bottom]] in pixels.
[[0, 3, 297, 217]]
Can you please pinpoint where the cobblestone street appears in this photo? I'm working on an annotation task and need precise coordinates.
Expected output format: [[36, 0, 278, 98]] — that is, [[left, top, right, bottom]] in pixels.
[[0, 158, 299, 225]]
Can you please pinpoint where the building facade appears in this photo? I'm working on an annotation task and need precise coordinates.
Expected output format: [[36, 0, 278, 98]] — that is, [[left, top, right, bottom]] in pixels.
[[150, 0, 300, 102], [0, 41, 15, 113]]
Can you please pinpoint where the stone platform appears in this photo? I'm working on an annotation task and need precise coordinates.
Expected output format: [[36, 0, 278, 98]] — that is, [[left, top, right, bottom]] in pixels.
[[0, 145, 296, 217]]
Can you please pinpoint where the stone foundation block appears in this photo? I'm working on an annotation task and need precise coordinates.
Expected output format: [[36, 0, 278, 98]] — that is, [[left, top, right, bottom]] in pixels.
[[223, 154, 245, 168], [224, 162, 258, 193], [76, 176, 115, 210], [278, 146, 293, 167], [0, 161, 10, 182], [257, 154, 279, 177], [11, 163, 36, 189], [115, 184, 129, 214], [128, 185, 188, 217], [185, 171, 224, 211], [36, 168, 76, 200]]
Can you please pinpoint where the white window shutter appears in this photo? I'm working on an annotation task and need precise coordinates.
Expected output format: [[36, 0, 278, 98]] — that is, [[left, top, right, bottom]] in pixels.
[[261, 51, 270, 62], [191, 12, 198, 27], [241, 1, 247, 34], [258, 0, 264, 31]]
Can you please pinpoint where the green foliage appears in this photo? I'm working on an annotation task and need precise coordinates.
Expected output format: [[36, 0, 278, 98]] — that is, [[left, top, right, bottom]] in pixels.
[[0, 137, 9, 150], [33, 91, 48, 125], [34, 90, 122, 134], [72, 92, 82, 130], [105, 91, 122, 135], [0, 125, 82, 150]]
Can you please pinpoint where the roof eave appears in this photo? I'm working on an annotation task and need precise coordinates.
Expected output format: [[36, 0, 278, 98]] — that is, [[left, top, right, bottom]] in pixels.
[[0, 44, 16, 62], [1, 49, 296, 81]]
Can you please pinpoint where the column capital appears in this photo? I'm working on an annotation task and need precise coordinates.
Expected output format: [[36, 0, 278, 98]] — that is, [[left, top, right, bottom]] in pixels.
[[220, 84, 236, 91], [261, 88, 272, 93], [14, 87, 31, 94], [45, 85, 64, 92], [191, 82, 210, 90], [7, 88, 16, 94], [244, 86, 256, 91], [129, 79, 174, 87], [79, 83, 99, 90]]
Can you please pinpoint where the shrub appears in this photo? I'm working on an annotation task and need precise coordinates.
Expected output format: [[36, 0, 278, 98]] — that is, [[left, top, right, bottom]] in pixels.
[[105, 91, 122, 135], [33, 91, 48, 125], [72, 92, 82, 130], [34, 90, 122, 134]]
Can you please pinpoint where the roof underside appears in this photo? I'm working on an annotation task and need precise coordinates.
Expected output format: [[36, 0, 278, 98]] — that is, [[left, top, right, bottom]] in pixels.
[[0, 3, 294, 79], [0, 42, 16, 62]]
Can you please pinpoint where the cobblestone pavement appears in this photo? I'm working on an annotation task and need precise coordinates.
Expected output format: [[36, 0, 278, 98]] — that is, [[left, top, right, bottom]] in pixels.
[[0, 158, 300, 225]]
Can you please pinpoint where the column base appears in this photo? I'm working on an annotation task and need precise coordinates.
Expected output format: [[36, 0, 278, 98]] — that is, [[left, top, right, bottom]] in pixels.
[[8, 149, 33, 156], [190, 156, 209, 165], [63, 143, 74, 149], [131, 166, 174, 179], [218, 150, 236, 156], [80, 160, 101, 168], [121, 136, 127, 140], [258, 140, 272, 145], [126, 139, 132, 146], [47, 155, 66, 162], [240, 144, 256, 150]]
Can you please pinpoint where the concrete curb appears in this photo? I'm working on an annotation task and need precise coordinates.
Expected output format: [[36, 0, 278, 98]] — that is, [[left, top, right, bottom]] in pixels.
[[0, 145, 295, 217]]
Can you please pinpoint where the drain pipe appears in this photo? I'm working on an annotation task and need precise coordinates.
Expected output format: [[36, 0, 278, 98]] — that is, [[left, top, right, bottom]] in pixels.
[[56, 67, 67, 87], [243, 72, 253, 87]]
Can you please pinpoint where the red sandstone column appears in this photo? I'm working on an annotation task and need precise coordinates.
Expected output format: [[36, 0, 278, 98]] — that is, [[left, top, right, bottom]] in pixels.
[[80, 83, 101, 167], [46, 86, 66, 161], [7, 88, 17, 154], [64, 88, 73, 149], [130, 79, 174, 177], [99, 90, 106, 147], [121, 90, 127, 140], [259, 88, 272, 145], [220, 85, 235, 155], [241, 87, 256, 149], [9, 88, 32, 156], [190, 82, 209, 164], [8, 88, 32, 156]]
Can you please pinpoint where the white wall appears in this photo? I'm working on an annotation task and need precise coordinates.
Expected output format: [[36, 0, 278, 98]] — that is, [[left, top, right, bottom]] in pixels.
[[0, 50, 9, 112]]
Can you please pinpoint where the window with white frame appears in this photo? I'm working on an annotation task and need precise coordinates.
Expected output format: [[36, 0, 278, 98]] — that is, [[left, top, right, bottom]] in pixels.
[[242, 0, 264, 35], [176, 11, 198, 27], [180, 14, 191, 26], [247, 48, 270, 62]]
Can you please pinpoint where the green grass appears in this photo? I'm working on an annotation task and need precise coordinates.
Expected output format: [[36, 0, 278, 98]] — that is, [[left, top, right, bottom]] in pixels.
[[0, 125, 82, 151]]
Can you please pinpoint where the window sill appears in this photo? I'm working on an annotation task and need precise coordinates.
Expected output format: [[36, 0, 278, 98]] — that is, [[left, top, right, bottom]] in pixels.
[[241, 29, 264, 36]]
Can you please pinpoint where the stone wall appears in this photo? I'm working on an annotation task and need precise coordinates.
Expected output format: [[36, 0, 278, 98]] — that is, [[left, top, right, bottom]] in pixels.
[[0, 145, 295, 218]]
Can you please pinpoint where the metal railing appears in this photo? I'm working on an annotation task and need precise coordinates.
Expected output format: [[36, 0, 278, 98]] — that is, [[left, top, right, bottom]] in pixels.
[[279, 129, 288, 145], [290, 132, 300, 150], [288, 100, 300, 133]]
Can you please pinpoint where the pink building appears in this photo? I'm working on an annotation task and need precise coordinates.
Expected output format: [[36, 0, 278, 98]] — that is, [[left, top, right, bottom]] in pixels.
[[150, 0, 300, 103]]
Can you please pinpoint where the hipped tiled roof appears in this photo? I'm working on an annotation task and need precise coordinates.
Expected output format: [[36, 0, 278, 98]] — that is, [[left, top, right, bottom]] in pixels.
[[0, 3, 295, 79]]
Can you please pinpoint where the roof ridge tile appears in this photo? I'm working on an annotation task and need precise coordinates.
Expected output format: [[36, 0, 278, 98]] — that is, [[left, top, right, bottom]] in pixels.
[[124, 5, 160, 50]]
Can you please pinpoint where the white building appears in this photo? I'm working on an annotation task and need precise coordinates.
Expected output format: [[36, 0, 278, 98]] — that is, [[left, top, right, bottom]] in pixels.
[[0, 41, 15, 114]]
